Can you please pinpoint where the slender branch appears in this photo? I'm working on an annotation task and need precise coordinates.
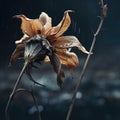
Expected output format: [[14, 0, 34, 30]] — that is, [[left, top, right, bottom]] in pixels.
[[15, 89, 42, 120], [66, 1, 107, 120], [99, 0, 104, 7], [31, 90, 42, 120], [6, 88, 42, 120], [5, 62, 28, 120]]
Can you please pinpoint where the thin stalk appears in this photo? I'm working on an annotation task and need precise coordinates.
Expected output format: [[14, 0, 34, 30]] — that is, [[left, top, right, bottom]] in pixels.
[[66, 1, 105, 119], [66, 19, 104, 120], [14, 89, 42, 120], [5, 62, 28, 120], [31, 91, 42, 120]]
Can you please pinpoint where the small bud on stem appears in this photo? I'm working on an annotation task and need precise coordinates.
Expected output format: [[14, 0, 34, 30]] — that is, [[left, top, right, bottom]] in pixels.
[[102, 4, 108, 18]]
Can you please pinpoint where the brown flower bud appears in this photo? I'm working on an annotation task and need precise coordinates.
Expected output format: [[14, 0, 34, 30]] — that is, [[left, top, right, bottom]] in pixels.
[[103, 4, 108, 17]]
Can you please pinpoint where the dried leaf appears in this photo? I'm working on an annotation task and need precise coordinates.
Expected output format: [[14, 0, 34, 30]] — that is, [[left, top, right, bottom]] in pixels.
[[53, 36, 90, 54]]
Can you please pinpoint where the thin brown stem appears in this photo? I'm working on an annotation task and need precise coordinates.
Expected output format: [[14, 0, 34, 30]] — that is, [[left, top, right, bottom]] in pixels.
[[5, 62, 28, 120], [66, 0, 106, 120], [99, 0, 104, 7], [15, 89, 42, 120], [31, 91, 42, 120]]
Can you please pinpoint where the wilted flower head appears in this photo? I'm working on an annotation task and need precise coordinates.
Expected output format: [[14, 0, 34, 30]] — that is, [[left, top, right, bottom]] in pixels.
[[10, 10, 90, 87]]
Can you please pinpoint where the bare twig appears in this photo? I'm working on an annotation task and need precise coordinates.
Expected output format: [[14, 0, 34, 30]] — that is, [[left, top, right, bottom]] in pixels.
[[6, 88, 41, 120], [66, 1, 107, 120], [5, 61, 42, 120], [15, 89, 42, 120], [31, 90, 42, 120], [5, 62, 28, 120]]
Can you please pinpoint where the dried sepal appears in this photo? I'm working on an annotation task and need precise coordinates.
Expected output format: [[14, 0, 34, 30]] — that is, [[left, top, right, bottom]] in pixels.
[[49, 52, 65, 87], [24, 35, 50, 63]]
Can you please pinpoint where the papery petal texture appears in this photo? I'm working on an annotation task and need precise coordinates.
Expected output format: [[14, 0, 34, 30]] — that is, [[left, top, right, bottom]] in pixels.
[[47, 10, 72, 40], [15, 15, 42, 36]]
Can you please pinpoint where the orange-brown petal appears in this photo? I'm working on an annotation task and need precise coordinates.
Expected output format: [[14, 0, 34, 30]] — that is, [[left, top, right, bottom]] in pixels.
[[55, 49, 79, 71], [15, 15, 42, 36], [53, 36, 90, 54], [48, 10, 72, 40], [31, 19, 43, 34]]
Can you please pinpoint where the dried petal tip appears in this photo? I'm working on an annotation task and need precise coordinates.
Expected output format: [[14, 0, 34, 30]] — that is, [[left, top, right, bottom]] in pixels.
[[12, 15, 19, 18], [65, 10, 75, 13], [79, 46, 93, 55], [12, 15, 26, 19]]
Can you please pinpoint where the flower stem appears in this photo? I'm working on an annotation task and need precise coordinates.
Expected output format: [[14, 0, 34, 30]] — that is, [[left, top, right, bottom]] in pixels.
[[14, 88, 42, 120], [5, 62, 28, 120]]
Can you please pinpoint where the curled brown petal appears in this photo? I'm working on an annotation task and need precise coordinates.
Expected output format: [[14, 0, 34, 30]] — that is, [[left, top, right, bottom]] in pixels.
[[39, 12, 52, 35], [53, 36, 90, 54], [48, 10, 73, 40]]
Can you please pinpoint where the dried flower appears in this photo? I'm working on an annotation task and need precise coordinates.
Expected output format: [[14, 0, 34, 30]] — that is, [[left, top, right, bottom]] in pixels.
[[9, 10, 90, 87]]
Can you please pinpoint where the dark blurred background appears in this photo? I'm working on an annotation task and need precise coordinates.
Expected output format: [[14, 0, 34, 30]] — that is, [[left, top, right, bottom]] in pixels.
[[0, 0, 120, 120]]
